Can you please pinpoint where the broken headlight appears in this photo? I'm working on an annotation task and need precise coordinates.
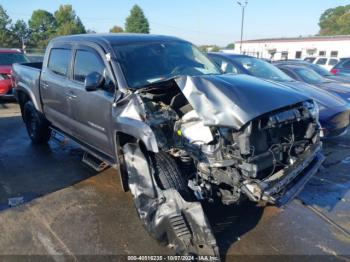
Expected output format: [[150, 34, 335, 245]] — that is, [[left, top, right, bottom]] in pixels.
[[304, 101, 319, 121]]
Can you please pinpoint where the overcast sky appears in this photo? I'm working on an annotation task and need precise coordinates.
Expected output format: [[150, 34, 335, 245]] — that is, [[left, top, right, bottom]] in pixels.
[[2, 0, 349, 46]]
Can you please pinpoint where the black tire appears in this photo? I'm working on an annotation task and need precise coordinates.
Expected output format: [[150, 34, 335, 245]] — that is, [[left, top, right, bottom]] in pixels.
[[150, 151, 189, 196], [23, 101, 51, 144]]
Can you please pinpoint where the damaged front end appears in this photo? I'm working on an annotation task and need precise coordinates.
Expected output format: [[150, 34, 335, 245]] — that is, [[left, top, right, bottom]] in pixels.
[[123, 143, 219, 256], [119, 74, 324, 256]]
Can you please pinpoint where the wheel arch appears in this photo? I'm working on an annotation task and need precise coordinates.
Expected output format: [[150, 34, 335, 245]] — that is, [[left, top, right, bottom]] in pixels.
[[114, 131, 157, 192], [16, 90, 32, 119]]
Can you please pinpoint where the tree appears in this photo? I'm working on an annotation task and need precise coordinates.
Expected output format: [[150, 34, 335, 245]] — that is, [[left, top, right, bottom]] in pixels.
[[125, 5, 150, 33], [11, 20, 31, 48], [319, 5, 350, 35], [109, 25, 124, 33], [226, 43, 235, 49], [86, 29, 96, 34], [210, 45, 221, 52], [54, 5, 86, 35], [0, 5, 13, 47], [28, 10, 57, 49]]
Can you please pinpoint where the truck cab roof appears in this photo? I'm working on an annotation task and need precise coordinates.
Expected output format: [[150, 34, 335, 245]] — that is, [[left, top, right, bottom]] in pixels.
[[51, 33, 188, 48]]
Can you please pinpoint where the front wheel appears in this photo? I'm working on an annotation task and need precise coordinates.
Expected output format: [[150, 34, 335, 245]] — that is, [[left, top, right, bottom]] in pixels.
[[150, 151, 190, 198], [23, 101, 51, 144]]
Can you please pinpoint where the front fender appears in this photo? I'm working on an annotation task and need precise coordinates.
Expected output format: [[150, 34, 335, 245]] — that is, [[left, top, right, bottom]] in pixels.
[[115, 117, 159, 153]]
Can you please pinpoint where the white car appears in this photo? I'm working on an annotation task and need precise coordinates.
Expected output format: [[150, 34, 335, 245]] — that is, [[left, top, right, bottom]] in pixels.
[[310, 57, 339, 71]]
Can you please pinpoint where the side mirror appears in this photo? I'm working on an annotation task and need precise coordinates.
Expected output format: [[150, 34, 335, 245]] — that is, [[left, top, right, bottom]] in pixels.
[[84, 72, 104, 92]]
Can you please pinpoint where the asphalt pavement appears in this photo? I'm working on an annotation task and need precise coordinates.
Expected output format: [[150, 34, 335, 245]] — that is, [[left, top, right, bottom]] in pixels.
[[0, 101, 349, 261]]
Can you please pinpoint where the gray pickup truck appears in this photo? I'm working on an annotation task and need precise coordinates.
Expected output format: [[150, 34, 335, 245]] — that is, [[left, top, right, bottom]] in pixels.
[[13, 34, 325, 256]]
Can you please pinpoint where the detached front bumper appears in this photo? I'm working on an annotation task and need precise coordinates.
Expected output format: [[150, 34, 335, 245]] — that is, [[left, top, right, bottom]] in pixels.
[[242, 143, 325, 206]]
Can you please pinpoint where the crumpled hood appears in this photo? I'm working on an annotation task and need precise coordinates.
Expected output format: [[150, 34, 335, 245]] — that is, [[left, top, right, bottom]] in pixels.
[[175, 74, 309, 130]]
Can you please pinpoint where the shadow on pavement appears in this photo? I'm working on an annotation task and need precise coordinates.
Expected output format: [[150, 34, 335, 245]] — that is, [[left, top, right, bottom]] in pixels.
[[0, 115, 98, 211], [0, 98, 17, 106], [298, 132, 350, 212], [203, 201, 264, 258]]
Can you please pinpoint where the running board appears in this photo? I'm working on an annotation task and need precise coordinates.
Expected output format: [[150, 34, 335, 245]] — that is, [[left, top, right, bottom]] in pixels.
[[82, 152, 109, 172]]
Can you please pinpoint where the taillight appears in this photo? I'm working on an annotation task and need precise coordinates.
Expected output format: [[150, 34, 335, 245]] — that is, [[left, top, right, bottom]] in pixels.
[[330, 68, 338, 75]]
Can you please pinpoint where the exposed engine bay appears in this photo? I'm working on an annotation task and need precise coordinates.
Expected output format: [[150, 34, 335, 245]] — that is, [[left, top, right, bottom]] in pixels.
[[137, 77, 322, 206]]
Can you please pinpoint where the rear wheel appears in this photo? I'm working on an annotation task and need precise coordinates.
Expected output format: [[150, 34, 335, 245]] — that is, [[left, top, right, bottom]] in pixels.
[[23, 101, 51, 144]]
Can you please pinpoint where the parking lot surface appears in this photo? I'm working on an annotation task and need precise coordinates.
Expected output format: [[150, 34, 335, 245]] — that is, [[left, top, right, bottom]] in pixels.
[[0, 101, 349, 260]]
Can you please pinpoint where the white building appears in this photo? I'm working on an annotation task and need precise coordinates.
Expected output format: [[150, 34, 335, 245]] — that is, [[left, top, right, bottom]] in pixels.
[[235, 35, 350, 60]]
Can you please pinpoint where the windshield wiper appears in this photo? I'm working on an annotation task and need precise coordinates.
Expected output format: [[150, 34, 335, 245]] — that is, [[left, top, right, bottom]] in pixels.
[[138, 75, 180, 89]]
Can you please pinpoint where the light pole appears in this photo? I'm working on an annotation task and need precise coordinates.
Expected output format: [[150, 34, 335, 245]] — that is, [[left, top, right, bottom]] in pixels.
[[237, 1, 248, 54]]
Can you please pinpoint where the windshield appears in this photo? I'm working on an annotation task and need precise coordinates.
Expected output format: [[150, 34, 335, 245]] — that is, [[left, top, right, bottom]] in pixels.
[[309, 63, 332, 76], [294, 67, 327, 85], [0, 52, 29, 65], [232, 56, 294, 82], [113, 41, 221, 88]]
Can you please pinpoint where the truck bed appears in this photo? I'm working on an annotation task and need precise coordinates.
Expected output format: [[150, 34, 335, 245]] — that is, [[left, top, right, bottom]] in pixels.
[[12, 62, 43, 112]]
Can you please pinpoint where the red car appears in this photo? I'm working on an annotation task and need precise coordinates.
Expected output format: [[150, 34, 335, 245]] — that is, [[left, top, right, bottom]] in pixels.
[[0, 49, 29, 97]]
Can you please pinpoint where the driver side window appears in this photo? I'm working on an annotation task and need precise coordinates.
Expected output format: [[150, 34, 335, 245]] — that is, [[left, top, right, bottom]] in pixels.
[[73, 50, 114, 92]]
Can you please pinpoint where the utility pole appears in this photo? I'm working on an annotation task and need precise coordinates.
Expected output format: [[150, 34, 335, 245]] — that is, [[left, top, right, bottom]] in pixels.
[[237, 1, 248, 54], [21, 37, 26, 53]]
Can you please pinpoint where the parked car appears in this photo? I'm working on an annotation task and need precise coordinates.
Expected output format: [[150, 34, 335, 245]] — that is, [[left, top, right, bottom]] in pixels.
[[13, 34, 325, 256], [27, 54, 44, 63], [304, 57, 317, 63], [313, 57, 339, 71], [0, 48, 29, 98], [331, 57, 350, 77], [275, 64, 350, 104], [274, 60, 350, 83], [208, 53, 350, 137]]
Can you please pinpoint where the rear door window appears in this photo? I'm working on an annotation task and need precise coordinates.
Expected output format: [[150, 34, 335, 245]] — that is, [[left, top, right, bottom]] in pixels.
[[328, 59, 338, 66], [48, 49, 71, 77]]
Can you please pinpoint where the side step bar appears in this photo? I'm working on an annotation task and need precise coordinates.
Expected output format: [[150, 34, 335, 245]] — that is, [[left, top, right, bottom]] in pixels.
[[82, 152, 109, 172], [50, 128, 111, 172]]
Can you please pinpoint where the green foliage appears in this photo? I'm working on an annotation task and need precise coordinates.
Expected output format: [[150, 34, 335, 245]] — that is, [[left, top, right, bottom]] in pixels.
[[198, 45, 208, 52], [226, 43, 235, 49], [28, 9, 57, 48], [10, 20, 30, 48], [86, 29, 96, 34], [109, 25, 124, 33], [125, 5, 150, 33], [211, 45, 221, 52], [0, 5, 14, 47], [0, 5, 11, 29], [54, 5, 86, 35], [319, 5, 350, 35]]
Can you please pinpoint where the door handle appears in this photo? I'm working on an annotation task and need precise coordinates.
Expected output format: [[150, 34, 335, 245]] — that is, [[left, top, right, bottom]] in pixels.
[[65, 92, 77, 100], [42, 83, 49, 89]]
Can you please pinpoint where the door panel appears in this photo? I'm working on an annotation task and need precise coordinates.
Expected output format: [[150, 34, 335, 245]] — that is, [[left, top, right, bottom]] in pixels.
[[67, 47, 115, 156], [41, 48, 74, 134]]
